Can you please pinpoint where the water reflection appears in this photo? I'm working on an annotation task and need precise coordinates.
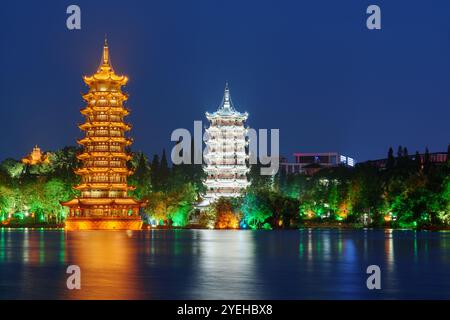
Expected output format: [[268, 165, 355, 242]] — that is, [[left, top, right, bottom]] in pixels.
[[0, 229, 4, 262], [191, 230, 260, 299], [384, 229, 394, 272], [22, 228, 29, 263], [63, 231, 143, 299], [0, 229, 450, 299]]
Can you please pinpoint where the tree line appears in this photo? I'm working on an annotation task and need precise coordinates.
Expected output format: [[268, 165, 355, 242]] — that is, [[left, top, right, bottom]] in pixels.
[[0, 145, 448, 229]]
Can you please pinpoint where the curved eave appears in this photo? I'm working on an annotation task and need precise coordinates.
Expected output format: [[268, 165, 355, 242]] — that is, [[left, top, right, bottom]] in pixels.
[[77, 137, 133, 146], [75, 167, 133, 175], [77, 152, 132, 160], [82, 92, 129, 102], [206, 111, 248, 121], [83, 73, 128, 85], [61, 197, 146, 208], [73, 183, 132, 191]]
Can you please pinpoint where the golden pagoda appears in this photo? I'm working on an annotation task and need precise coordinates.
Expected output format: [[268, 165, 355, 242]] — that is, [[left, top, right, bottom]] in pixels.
[[62, 39, 145, 230], [22, 145, 50, 165]]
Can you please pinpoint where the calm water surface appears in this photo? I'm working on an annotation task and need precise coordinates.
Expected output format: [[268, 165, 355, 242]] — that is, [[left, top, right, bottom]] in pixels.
[[0, 228, 449, 299]]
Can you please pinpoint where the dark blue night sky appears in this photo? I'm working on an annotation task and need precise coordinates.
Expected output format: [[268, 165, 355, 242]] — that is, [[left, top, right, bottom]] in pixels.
[[0, 0, 449, 162]]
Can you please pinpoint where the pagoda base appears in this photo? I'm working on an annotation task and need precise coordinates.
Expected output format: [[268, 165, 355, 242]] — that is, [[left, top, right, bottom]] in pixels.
[[65, 217, 143, 231]]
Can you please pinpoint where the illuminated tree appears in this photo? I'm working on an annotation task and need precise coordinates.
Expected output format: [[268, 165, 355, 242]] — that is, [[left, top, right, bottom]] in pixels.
[[213, 197, 240, 229], [241, 192, 272, 229]]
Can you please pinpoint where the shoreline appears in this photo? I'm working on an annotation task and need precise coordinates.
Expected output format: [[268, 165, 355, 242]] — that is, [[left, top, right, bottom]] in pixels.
[[2, 223, 450, 231]]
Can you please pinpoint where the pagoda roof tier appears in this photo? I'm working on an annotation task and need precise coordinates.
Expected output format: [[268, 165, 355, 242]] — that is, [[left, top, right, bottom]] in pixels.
[[204, 192, 245, 199], [77, 136, 132, 146], [206, 139, 247, 145], [82, 40, 128, 86], [82, 92, 128, 102], [205, 126, 248, 132], [206, 113, 248, 122], [61, 197, 145, 208], [77, 152, 132, 161], [75, 167, 133, 175], [80, 106, 130, 116], [204, 166, 249, 172], [205, 84, 248, 120], [83, 74, 128, 86], [74, 183, 133, 191], [204, 151, 247, 157], [204, 180, 250, 187], [78, 121, 131, 131]]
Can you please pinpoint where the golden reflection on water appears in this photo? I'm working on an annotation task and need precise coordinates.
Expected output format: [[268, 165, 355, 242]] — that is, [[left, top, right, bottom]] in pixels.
[[62, 230, 144, 300]]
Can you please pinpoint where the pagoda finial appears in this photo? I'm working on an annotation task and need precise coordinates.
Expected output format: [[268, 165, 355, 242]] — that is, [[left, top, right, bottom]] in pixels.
[[98, 36, 113, 72], [102, 38, 109, 65], [222, 82, 231, 109]]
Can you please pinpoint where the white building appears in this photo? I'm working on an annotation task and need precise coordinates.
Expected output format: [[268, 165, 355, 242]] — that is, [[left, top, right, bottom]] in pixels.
[[202, 84, 250, 204]]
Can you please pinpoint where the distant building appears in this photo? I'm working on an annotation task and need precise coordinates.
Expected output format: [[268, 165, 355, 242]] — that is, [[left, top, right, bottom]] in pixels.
[[21, 145, 50, 165], [280, 152, 356, 175], [363, 151, 447, 169]]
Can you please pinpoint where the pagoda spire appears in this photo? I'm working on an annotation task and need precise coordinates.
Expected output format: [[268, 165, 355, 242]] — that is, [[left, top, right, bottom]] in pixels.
[[220, 82, 234, 111], [98, 37, 113, 72]]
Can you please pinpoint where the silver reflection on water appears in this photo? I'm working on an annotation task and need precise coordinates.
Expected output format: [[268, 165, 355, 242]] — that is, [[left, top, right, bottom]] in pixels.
[[191, 230, 261, 299]]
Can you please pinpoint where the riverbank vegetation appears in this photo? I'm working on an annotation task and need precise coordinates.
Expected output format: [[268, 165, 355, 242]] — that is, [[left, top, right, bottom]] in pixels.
[[0, 145, 448, 230]]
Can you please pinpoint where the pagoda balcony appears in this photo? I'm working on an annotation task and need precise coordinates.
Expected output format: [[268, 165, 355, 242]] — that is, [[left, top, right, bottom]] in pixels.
[[81, 161, 126, 168], [89, 116, 124, 122], [79, 122, 131, 131], [204, 167, 249, 173], [85, 131, 124, 137], [80, 106, 130, 116], [85, 146, 124, 152]]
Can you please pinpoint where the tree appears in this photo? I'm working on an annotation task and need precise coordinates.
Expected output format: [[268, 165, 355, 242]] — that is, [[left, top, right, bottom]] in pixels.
[[150, 154, 160, 191], [447, 144, 450, 167], [0, 159, 25, 179], [397, 145, 403, 159], [43, 178, 72, 224], [241, 192, 272, 229], [386, 147, 395, 170], [129, 152, 152, 200], [213, 198, 240, 229], [415, 151, 421, 172], [424, 147, 431, 174], [159, 149, 170, 191], [248, 161, 273, 192]]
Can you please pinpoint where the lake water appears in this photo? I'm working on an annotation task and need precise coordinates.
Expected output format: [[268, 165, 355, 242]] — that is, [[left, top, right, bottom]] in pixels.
[[0, 228, 449, 299]]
